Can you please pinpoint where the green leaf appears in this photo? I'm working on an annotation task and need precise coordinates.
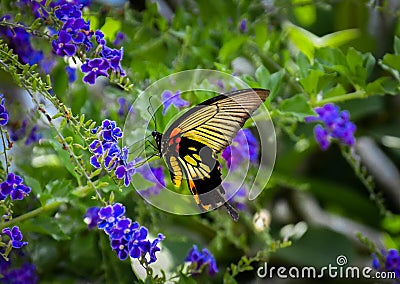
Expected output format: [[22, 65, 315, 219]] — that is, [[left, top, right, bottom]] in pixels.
[[382, 214, 400, 234], [23, 216, 70, 241], [223, 273, 238, 284], [366, 77, 399, 95], [296, 52, 311, 78], [255, 65, 270, 88], [266, 70, 284, 103], [394, 36, 400, 55], [254, 21, 268, 50], [284, 22, 315, 61], [292, 0, 316, 27], [278, 94, 315, 120], [299, 69, 324, 96], [323, 84, 346, 98], [218, 35, 247, 62], [317, 29, 360, 48], [23, 175, 42, 195], [380, 53, 400, 81]]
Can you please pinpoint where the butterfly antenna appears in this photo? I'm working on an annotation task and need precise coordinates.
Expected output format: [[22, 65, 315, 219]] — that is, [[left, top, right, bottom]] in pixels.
[[147, 96, 157, 131]]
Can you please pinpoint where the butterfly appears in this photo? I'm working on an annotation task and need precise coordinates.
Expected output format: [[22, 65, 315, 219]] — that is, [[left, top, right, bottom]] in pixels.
[[151, 88, 269, 221]]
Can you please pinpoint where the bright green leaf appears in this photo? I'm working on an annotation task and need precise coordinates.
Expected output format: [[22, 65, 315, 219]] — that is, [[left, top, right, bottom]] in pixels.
[[278, 94, 315, 120]]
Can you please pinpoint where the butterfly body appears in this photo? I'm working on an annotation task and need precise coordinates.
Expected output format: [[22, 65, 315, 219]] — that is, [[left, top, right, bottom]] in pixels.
[[152, 88, 269, 221]]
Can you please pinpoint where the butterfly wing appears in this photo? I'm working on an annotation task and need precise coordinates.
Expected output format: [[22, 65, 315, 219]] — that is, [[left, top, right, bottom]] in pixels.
[[160, 88, 269, 221], [162, 88, 269, 154]]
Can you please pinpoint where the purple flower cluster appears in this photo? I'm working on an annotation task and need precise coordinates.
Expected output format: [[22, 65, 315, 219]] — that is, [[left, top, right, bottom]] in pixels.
[[137, 166, 166, 197], [222, 129, 259, 170], [0, 173, 31, 201], [84, 203, 165, 262], [9, 118, 42, 146], [2, 226, 28, 249], [162, 90, 189, 115], [305, 103, 356, 150], [185, 245, 218, 276], [89, 119, 135, 186], [0, 227, 32, 282], [373, 249, 400, 281], [51, 3, 93, 57], [18, 0, 91, 19], [2, 262, 37, 284], [51, 2, 125, 84], [0, 21, 43, 67]]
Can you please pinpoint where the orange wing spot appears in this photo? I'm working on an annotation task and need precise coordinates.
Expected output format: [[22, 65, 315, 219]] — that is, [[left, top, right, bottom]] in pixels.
[[175, 144, 180, 152], [175, 137, 181, 143], [189, 179, 195, 190], [188, 179, 200, 204], [201, 204, 211, 210], [170, 127, 181, 138]]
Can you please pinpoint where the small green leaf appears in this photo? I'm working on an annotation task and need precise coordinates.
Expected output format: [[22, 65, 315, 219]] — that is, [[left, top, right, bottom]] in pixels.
[[380, 53, 400, 81], [292, 0, 316, 27], [394, 36, 400, 55], [278, 94, 315, 120], [266, 70, 284, 103], [218, 35, 247, 62], [366, 77, 399, 95], [255, 65, 270, 88], [299, 69, 324, 97]]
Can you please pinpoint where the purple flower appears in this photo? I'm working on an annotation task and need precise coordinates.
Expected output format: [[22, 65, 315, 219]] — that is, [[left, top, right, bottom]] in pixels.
[[95, 30, 106, 45], [3, 262, 37, 284], [66, 66, 77, 83], [89, 140, 104, 168], [227, 185, 247, 211], [0, 95, 9, 126], [101, 119, 122, 142], [109, 218, 135, 240], [55, 3, 82, 21], [89, 203, 165, 263], [98, 203, 125, 235], [83, 207, 100, 229], [185, 245, 218, 276], [137, 233, 165, 264], [25, 125, 42, 145], [239, 18, 247, 33], [162, 90, 189, 115], [222, 129, 259, 170], [0, 173, 31, 201], [372, 249, 400, 281], [305, 103, 356, 150], [52, 30, 77, 56], [2, 226, 28, 249], [10, 119, 28, 141], [101, 46, 125, 75], [0, 26, 43, 66], [113, 31, 125, 46], [137, 166, 165, 197], [111, 237, 129, 260], [117, 97, 128, 118], [115, 161, 136, 187], [81, 58, 110, 85]]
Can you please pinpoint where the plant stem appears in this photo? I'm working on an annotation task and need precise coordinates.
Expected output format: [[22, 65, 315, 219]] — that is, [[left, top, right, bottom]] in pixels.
[[0, 128, 9, 175], [0, 200, 63, 230], [314, 90, 367, 106]]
